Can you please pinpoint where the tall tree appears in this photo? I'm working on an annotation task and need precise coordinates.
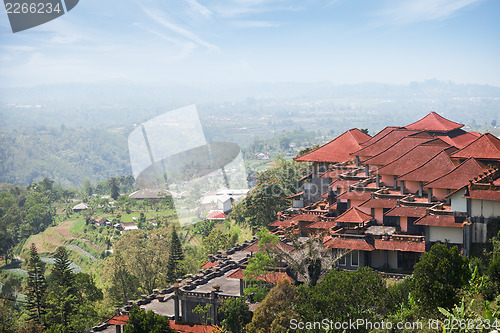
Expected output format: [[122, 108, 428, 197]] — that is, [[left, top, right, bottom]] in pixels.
[[166, 228, 184, 283], [26, 243, 47, 325], [109, 177, 120, 200], [46, 246, 77, 331], [108, 252, 140, 306]]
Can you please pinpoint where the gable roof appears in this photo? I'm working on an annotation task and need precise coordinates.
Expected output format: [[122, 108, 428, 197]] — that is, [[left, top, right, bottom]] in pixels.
[[377, 144, 453, 176], [336, 191, 372, 202], [291, 213, 320, 222], [359, 126, 401, 147], [307, 220, 337, 230], [243, 240, 295, 253], [374, 239, 425, 252], [335, 207, 373, 224], [323, 237, 375, 251], [359, 198, 398, 209], [201, 261, 219, 269], [435, 130, 481, 149], [414, 214, 465, 228], [294, 129, 370, 163], [398, 150, 457, 183], [404, 111, 464, 133], [351, 129, 421, 159], [169, 321, 217, 333], [424, 158, 485, 190], [362, 136, 436, 166], [451, 133, 500, 161], [465, 189, 500, 202], [206, 210, 226, 220], [269, 219, 296, 228], [128, 188, 171, 199], [72, 202, 88, 210], [384, 206, 428, 218], [108, 315, 129, 326]]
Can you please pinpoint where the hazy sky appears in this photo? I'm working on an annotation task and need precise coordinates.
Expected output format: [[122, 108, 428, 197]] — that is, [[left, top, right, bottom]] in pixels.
[[0, 0, 499, 87]]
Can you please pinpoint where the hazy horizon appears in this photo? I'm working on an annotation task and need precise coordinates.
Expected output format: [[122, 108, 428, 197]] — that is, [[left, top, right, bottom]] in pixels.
[[1, 0, 499, 88]]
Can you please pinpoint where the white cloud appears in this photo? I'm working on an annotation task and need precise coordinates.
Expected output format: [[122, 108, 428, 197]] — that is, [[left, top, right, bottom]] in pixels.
[[137, 3, 219, 51], [376, 0, 482, 25], [133, 22, 197, 60], [185, 0, 213, 19]]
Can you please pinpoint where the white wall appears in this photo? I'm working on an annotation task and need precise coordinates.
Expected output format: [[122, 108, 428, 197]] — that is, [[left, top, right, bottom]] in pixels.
[[428, 226, 463, 244], [471, 199, 500, 218], [450, 189, 467, 213]]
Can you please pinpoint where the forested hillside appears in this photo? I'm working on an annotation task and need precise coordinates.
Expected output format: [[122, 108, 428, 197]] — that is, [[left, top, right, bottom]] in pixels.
[[0, 127, 131, 187]]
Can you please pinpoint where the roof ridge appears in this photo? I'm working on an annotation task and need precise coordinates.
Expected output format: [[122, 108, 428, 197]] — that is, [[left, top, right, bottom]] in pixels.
[[397, 150, 453, 180], [424, 157, 484, 188]]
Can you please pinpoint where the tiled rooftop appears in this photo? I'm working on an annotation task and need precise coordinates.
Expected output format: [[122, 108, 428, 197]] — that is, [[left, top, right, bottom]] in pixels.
[[294, 128, 370, 163], [424, 158, 485, 190], [452, 133, 500, 160], [404, 112, 464, 133]]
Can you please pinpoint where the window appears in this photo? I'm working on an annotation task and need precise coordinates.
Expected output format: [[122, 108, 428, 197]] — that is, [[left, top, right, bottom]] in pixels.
[[351, 250, 359, 266], [339, 253, 346, 266]]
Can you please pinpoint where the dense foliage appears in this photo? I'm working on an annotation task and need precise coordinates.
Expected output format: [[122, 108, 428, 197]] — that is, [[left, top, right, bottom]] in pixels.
[[124, 305, 172, 333], [229, 157, 308, 230]]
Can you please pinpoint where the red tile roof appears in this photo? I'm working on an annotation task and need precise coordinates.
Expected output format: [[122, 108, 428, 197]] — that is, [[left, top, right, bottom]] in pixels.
[[336, 191, 372, 202], [424, 158, 485, 190], [335, 207, 373, 224], [108, 315, 129, 326], [169, 320, 217, 333], [294, 129, 370, 163], [465, 189, 500, 201], [359, 198, 398, 209], [414, 214, 465, 228], [374, 239, 425, 252], [363, 136, 437, 166], [206, 210, 226, 220], [243, 240, 295, 253], [404, 112, 464, 133], [384, 206, 428, 218], [321, 169, 351, 179], [291, 213, 320, 222], [451, 133, 500, 161], [435, 130, 480, 149], [330, 179, 361, 191], [359, 126, 401, 147], [307, 220, 337, 230], [268, 219, 296, 228], [377, 144, 451, 176], [226, 268, 245, 279], [351, 129, 421, 159], [201, 261, 219, 269], [227, 268, 293, 283], [323, 237, 375, 251], [398, 150, 457, 183]]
